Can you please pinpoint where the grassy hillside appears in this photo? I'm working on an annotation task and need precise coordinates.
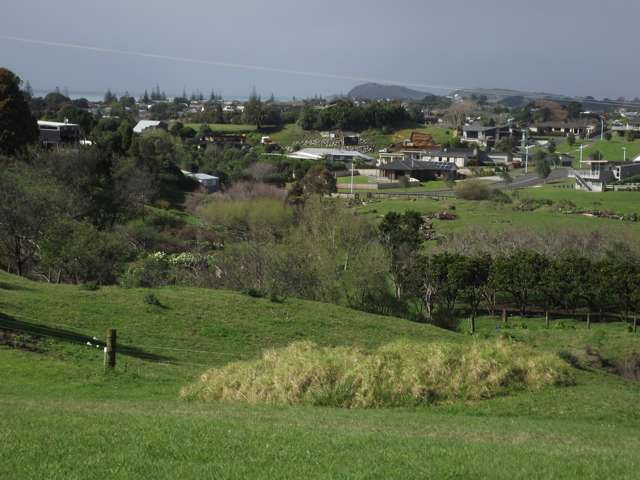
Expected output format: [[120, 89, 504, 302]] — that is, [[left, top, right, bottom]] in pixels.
[[357, 186, 640, 238], [1, 271, 640, 479]]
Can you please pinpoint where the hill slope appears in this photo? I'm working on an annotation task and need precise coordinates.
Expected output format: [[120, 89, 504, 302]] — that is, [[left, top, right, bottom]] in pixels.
[[348, 82, 430, 100], [2, 271, 640, 479]]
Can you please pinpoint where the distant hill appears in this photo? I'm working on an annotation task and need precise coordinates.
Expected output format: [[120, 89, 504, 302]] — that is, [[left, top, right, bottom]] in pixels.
[[347, 83, 430, 101], [452, 87, 574, 103]]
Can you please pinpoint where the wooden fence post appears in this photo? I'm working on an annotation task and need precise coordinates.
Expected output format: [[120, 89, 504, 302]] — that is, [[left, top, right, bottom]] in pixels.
[[104, 329, 117, 370], [634, 314, 638, 333], [502, 309, 507, 324], [545, 311, 550, 329], [586, 312, 591, 330]]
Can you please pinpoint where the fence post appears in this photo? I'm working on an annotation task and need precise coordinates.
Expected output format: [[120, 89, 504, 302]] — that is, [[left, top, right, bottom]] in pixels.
[[634, 314, 638, 333], [545, 311, 550, 329], [104, 328, 117, 370], [502, 308, 507, 324], [586, 312, 591, 330]]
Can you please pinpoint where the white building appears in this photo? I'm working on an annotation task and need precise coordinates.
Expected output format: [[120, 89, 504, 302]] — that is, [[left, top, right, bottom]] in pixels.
[[287, 148, 375, 166]]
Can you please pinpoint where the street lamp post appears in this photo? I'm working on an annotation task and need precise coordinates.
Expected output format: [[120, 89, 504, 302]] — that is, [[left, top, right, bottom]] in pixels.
[[524, 145, 534, 174]]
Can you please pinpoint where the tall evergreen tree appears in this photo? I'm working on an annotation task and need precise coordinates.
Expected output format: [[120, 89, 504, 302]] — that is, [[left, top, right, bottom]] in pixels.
[[0, 68, 39, 155]]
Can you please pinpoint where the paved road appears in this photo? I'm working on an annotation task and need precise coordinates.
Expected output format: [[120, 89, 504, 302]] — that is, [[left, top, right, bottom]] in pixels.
[[497, 168, 570, 189]]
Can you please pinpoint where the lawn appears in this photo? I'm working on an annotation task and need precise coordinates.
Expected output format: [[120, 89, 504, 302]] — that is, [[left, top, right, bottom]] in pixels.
[[1, 271, 640, 478], [184, 123, 258, 133], [337, 175, 371, 184], [269, 123, 307, 147], [356, 187, 640, 238], [556, 137, 640, 162], [362, 124, 453, 151]]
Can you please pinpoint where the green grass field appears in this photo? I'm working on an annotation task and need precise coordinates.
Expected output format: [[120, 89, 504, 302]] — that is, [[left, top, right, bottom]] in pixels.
[[357, 185, 640, 238], [337, 175, 371, 184], [1, 270, 640, 478], [185, 123, 258, 133], [362, 124, 453, 151], [555, 137, 640, 162]]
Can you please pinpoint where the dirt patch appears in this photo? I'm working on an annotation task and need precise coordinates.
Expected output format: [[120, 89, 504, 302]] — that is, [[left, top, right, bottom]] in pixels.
[[0, 329, 46, 353]]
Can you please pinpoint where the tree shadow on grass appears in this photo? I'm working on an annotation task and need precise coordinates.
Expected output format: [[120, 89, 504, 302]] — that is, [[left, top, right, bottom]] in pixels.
[[0, 313, 174, 363], [0, 281, 32, 291]]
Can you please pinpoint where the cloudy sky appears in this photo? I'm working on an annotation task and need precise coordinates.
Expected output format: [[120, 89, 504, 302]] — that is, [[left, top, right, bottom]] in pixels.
[[0, 0, 638, 99]]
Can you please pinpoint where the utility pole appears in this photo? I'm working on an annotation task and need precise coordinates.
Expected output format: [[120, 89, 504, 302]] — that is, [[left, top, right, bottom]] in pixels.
[[104, 329, 117, 370], [600, 117, 604, 142], [350, 159, 354, 195], [578, 144, 587, 164]]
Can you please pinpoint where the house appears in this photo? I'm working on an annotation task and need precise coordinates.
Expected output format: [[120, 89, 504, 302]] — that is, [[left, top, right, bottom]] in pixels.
[[133, 120, 168, 134], [378, 159, 457, 182], [37, 120, 82, 147], [461, 124, 516, 146], [529, 121, 597, 138], [420, 148, 478, 168], [377, 132, 441, 166], [287, 148, 375, 166], [612, 117, 640, 134], [570, 160, 640, 192], [181, 170, 220, 192], [198, 133, 248, 149]]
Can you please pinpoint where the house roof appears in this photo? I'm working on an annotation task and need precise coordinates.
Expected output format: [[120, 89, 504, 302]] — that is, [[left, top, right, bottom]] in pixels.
[[422, 148, 476, 158], [463, 123, 498, 132], [534, 120, 596, 128], [38, 120, 80, 128], [133, 120, 165, 134], [380, 159, 457, 172], [287, 148, 375, 162], [181, 170, 219, 181]]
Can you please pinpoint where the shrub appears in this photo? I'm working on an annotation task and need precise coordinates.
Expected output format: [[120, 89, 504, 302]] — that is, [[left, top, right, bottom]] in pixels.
[[398, 175, 410, 188], [489, 189, 512, 204], [455, 180, 491, 200], [143, 293, 162, 307], [181, 340, 574, 408], [241, 287, 265, 298], [79, 281, 99, 291]]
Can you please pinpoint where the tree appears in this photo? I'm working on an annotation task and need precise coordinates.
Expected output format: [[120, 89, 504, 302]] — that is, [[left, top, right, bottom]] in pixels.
[[298, 104, 317, 130], [299, 165, 337, 196], [567, 133, 576, 146], [626, 130, 637, 142], [453, 255, 491, 333], [604, 131, 612, 141], [0, 166, 65, 275], [379, 211, 424, 298], [243, 89, 264, 129], [547, 140, 556, 154], [566, 101, 583, 119], [493, 250, 548, 316], [421, 252, 466, 323], [536, 155, 551, 180], [143, 90, 150, 104], [104, 89, 117, 103], [0, 68, 39, 155]]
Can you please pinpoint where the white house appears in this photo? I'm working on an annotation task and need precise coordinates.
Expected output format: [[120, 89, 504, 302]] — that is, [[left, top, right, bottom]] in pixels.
[[181, 170, 220, 192], [287, 148, 375, 166], [133, 120, 167, 134]]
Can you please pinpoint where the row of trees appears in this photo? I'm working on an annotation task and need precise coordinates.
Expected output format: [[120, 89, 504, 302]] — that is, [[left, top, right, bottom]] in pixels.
[[298, 100, 409, 131], [380, 211, 640, 330]]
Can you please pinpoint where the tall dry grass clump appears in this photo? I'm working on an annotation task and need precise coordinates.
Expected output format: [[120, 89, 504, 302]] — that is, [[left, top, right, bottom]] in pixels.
[[181, 340, 574, 408]]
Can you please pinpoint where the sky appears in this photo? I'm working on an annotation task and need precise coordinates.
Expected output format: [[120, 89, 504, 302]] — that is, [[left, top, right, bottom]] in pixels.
[[0, 0, 638, 100]]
